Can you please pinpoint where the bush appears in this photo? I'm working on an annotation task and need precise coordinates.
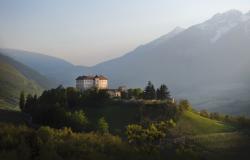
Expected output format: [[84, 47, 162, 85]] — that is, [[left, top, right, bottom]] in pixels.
[[66, 110, 88, 132], [0, 123, 133, 160], [200, 110, 209, 118], [126, 120, 175, 151], [97, 117, 109, 134], [178, 99, 191, 111]]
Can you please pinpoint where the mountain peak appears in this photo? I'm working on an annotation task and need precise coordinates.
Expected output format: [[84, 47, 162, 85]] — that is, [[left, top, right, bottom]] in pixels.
[[210, 10, 250, 23], [196, 10, 246, 42], [198, 10, 243, 30], [222, 9, 242, 16], [213, 9, 242, 18], [209, 9, 242, 24], [244, 11, 250, 20]]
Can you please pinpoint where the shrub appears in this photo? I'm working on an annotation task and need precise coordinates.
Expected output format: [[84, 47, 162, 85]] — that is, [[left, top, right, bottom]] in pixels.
[[126, 121, 175, 151], [97, 117, 109, 134]]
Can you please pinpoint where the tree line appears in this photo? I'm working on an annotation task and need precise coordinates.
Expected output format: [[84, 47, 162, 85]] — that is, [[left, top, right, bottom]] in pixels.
[[121, 81, 171, 100], [19, 83, 174, 131]]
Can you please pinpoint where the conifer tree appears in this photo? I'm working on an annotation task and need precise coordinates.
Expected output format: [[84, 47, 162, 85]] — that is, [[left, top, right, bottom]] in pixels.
[[19, 91, 25, 111], [156, 84, 171, 100], [143, 81, 156, 100]]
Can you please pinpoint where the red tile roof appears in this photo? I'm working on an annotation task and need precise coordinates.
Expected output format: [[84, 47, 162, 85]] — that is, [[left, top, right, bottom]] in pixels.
[[76, 75, 108, 80]]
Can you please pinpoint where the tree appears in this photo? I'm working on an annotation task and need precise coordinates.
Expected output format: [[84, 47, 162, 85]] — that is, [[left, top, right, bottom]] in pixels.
[[66, 87, 79, 108], [178, 99, 191, 111], [66, 110, 88, 131], [200, 110, 209, 118], [97, 117, 109, 134], [83, 88, 110, 106], [126, 123, 166, 151], [24, 94, 35, 113], [143, 81, 156, 100], [127, 89, 134, 99], [121, 91, 129, 99], [127, 88, 143, 99], [19, 91, 25, 111], [210, 112, 220, 120], [156, 84, 171, 100]]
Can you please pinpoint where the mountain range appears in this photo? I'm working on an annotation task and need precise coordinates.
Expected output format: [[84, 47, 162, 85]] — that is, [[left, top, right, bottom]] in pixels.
[[1, 9, 250, 115]]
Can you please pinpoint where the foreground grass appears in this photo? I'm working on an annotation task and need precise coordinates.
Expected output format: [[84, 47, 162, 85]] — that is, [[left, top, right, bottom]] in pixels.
[[186, 132, 250, 160]]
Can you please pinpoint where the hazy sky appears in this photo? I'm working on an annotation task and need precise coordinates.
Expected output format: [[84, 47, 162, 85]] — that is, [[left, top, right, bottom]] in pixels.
[[0, 0, 249, 66]]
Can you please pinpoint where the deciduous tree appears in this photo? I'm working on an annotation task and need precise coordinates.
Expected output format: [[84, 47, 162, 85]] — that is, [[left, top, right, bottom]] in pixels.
[[98, 117, 109, 134]]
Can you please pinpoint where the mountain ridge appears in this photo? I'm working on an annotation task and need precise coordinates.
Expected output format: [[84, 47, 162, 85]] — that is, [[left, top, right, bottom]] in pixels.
[[0, 48, 90, 86], [90, 9, 250, 114]]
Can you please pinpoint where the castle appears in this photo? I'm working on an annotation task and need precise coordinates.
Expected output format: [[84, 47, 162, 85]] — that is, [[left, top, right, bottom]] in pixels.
[[76, 75, 108, 90], [76, 75, 121, 97]]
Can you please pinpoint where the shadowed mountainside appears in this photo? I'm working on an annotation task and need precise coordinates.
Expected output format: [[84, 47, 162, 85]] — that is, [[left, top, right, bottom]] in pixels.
[[0, 54, 52, 109]]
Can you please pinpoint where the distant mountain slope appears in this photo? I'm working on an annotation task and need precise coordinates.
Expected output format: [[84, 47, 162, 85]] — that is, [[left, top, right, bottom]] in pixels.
[[92, 10, 250, 88], [0, 54, 50, 110], [0, 48, 89, 86], [209, 86, 250, 116], [89, 10, 250, 114]]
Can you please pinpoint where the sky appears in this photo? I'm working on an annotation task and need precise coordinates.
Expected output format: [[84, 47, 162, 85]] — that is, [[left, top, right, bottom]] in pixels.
[[0, 0, 249, 66]]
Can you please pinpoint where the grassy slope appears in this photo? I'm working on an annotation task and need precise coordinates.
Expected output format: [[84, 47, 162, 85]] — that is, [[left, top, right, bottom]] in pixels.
[[187, 132, 250, 160], [172, 111, 234, 135], [84, 103, 235, 136], [171, 111, 250, 159], [0, 54, 45, 110], [84, 103, 141, 133]]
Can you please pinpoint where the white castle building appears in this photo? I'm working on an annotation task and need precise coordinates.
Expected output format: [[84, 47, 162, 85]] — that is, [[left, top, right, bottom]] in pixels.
[[76, 75, 108, 90]]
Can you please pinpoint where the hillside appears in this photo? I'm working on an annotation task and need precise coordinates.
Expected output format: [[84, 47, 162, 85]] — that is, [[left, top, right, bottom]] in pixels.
[[172, 111, 234, 135], [0, 48, 89, 86], [0, 84, 248, 160], [170, 111, 250, 159], [0, 54, 51, 110]]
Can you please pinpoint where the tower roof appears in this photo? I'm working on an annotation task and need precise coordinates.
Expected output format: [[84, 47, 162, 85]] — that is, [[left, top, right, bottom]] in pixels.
[[76, 75, 108, 80]]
